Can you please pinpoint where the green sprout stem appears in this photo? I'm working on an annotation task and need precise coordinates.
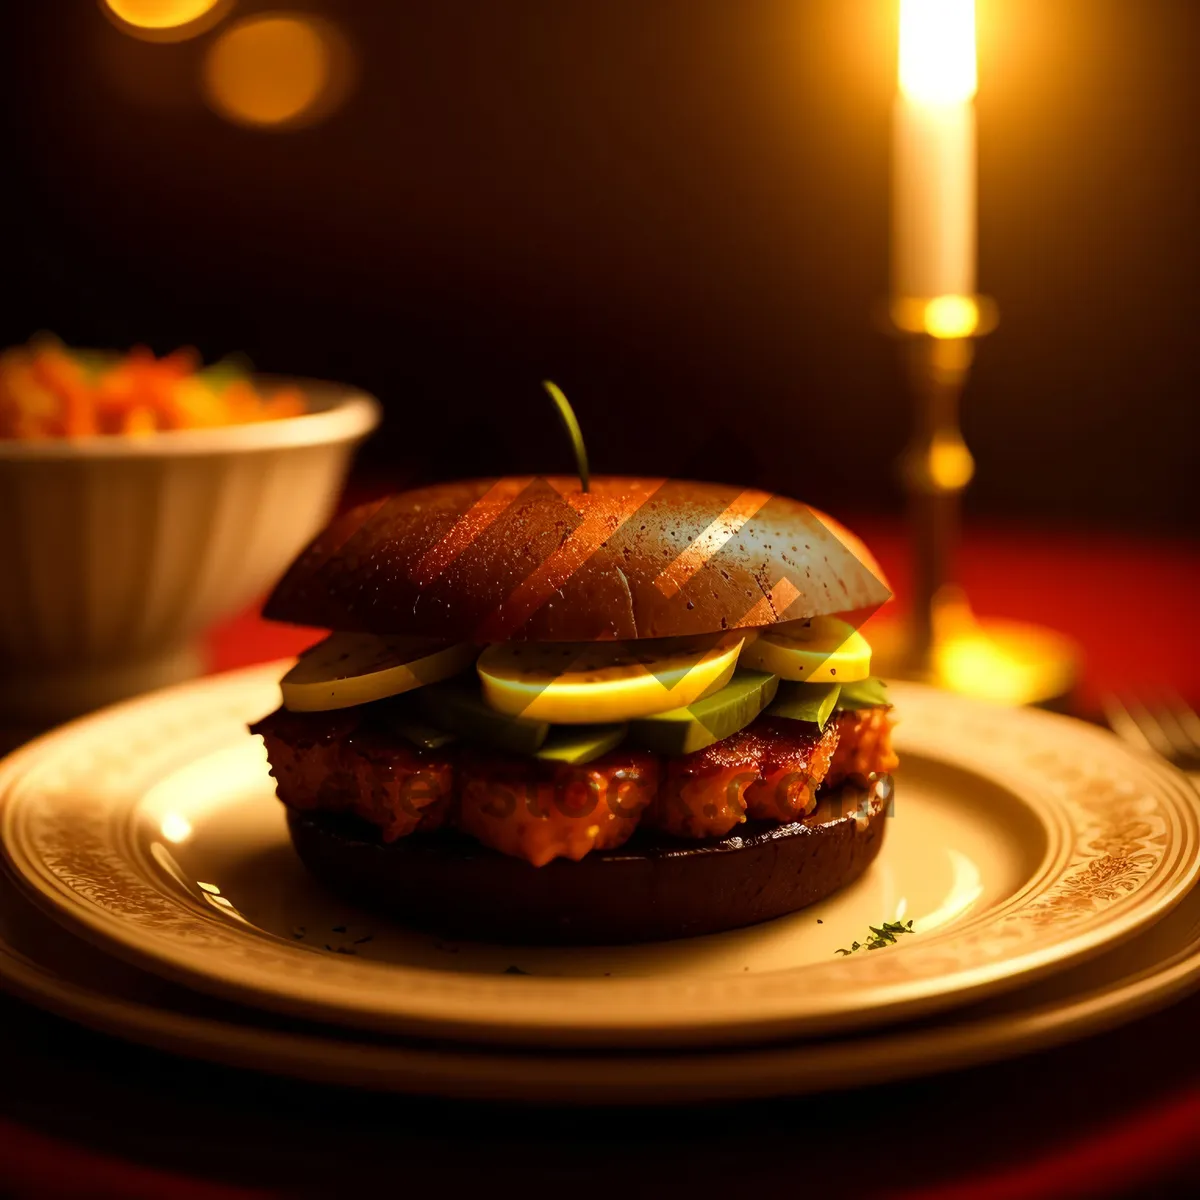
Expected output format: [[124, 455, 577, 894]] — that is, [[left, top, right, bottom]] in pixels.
[[543, 380, 590, 493]]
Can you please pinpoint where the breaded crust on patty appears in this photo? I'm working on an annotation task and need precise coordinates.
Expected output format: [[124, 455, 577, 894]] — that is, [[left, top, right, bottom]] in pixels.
[[253, 705, 896, 866]]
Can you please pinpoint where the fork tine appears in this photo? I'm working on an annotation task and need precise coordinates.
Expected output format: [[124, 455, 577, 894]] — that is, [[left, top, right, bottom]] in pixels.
[[1160, 688, 1200, 754], [1151, 700, 1198, 760], [1104, 690, 1200, 772], [1102, 694, 1168, 758], [1123, 694, 1181, 759]]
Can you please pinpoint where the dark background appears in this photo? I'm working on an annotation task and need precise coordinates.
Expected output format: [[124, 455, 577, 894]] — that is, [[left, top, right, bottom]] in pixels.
[[2, 0, 1197, 533]]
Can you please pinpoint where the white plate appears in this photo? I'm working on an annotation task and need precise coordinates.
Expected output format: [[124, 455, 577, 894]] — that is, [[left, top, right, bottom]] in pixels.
[[2, 861, 1199, 1104], [1, 664, 1197, 1048]]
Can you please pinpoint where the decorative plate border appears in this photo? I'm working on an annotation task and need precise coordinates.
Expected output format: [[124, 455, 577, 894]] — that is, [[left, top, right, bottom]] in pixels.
[[3, 865, 1200, 1103], [1, 664, 1197, 1048]]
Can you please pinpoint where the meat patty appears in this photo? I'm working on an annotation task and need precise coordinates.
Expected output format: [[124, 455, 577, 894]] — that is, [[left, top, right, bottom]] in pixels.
[[253, 704, 897, 864], [456, 748, 660, 867], [251, 707, 453, 841], [644, 718, 840, 840], [826, 707, 898, 789]]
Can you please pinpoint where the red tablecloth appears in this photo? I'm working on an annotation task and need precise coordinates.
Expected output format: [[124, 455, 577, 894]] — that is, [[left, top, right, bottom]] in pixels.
[[2, 519, 1198, 1200]]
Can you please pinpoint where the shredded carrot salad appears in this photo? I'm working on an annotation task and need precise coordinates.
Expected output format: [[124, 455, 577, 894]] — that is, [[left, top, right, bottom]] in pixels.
[[0, 340, 306, 439]]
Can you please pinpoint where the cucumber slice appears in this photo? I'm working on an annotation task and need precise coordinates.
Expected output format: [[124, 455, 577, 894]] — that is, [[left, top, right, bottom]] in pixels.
[[534, 724, 628, 765], [740, 616, 871, 683], [416, 681, 550, 755], [834, 677, 891, 710], [766, 681, 842, 730], [281, 632, 476, 712], [628, 669, 780, 755], [476, 634, 744, 724]]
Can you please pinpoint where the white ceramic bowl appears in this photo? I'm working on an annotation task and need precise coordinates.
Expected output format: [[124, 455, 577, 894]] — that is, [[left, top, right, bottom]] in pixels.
[[0, 377, 379, 725]]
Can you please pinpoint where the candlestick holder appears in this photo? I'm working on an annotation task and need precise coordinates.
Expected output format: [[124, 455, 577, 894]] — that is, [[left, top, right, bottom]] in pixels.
[[868, 295, 1080, 709]]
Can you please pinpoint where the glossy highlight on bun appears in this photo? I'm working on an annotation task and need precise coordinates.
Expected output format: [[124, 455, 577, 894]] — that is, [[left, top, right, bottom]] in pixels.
[[263, 476, 891, 642]]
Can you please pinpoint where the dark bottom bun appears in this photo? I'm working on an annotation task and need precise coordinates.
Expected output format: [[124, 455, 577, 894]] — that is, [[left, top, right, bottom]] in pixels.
[[286, 776, 892, 945]]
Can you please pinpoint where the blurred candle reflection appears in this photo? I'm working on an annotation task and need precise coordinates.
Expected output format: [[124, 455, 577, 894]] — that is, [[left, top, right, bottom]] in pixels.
[[159, 812, 194, 844]]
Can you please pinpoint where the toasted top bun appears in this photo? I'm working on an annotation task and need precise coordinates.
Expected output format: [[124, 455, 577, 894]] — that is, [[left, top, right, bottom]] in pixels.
[[263, 476, 891, 642]]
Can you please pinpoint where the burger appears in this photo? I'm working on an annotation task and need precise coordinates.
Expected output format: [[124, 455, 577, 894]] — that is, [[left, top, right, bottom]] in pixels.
[[251, 475, 898, 943]]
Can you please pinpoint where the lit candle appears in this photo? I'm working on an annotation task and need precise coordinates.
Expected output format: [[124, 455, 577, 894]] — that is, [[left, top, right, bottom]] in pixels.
[[892, 0, 978, 302]]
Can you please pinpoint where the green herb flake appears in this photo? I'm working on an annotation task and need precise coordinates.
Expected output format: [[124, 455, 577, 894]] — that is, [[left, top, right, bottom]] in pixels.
[[835, 919, 914, 956]]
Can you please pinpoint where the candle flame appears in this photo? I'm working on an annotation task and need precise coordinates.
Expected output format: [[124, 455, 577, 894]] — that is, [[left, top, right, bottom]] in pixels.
[[890, 295, 990, 337], [899, 0, 977, 105], [924, 294, 979, 338]]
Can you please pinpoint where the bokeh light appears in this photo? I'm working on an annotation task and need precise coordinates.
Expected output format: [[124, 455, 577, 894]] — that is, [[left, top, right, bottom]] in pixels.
[[202, 14, 353, 130], [101, 0, 230, 43]]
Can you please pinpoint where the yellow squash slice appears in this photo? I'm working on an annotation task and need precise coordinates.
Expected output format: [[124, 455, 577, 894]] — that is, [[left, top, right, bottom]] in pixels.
[[739, 616, 871, 683], [477, 634, 745, 724], [281, 633, 477, 712]]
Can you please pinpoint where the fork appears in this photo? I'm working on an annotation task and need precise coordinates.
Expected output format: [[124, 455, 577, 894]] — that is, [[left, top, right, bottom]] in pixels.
[[1102, 690, 1200, 775]]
